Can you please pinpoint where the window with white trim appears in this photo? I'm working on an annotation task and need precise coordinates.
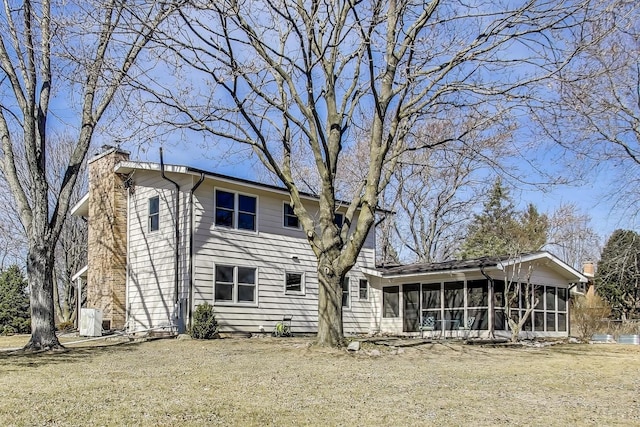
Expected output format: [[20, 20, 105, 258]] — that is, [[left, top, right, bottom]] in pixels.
[[285, 272, 304, 295], [283, 203, 300, 228], [341, 276, 350, 308], [214, 265, 257, 304], [359, 279, 368, 300], [215, 189, 257, 231], [148, 196, 159, 232]]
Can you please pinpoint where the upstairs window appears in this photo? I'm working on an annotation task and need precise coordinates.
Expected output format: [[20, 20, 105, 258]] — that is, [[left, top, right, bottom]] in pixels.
[[334, 212, 344, 228], [284, 203, 299, 228], [148, 196, 159, 232], [215, 189, 257, 231], [342, 277, 350, 308]]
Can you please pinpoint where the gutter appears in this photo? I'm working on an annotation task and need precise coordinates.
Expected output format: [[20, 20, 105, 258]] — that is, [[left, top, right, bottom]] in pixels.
[[159, 148, 181, 331], [188, 172, 205, 330]]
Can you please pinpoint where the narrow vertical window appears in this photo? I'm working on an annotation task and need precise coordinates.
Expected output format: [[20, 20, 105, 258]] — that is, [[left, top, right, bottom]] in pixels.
[[238, 194, 257, 231], [334, 212, 344, 228], [284, 203, 299, 228], [359, 279, 368, 300], [342, 276, 350, 308], [148, 196, 159, 232]]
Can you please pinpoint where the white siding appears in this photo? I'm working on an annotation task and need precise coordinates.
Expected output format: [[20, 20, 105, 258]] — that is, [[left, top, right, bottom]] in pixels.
[[191, 180, 377, 334], [125, 171, 377, 334], [126, 170, 191, 331]]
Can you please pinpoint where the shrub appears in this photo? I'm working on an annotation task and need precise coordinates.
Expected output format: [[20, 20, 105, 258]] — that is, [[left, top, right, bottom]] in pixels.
[[57, 321, 75, 332], [190, 303, 219, 339], [1, 325, 17, 336], [571, 292, 611, 341]]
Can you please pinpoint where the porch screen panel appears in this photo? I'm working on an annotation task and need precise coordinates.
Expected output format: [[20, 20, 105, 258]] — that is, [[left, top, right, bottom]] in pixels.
[[422, 283, 440, 309], [558, 288, 567, 311], [421, 283, 441, 325], [557, 288, 567, 331], [383, 286, 399, 318], [444, 281, 464, 330], [467, 280, 488, 330], [493, 280, 506, 330], [467, 309, 488, 329]]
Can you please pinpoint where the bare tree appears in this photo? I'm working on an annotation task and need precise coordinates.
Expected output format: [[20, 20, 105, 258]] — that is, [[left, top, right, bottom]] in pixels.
[[533, 0, 640, 216], [501, 261, 538, 343], [0, 0, 177, 350], [390, 117, 513, 263], [147, 0, 591, 346], [545, 203, 601, 270]]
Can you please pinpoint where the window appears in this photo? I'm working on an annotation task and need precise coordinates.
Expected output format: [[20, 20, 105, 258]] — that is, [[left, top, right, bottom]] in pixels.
[[283, 203, 299, 228], [342, 277, 350, 308], [148, 196, 159, 232], [215, 189, 257, 231], [215, 190, 234, 228], [359, 279, 368, 300], [383, 286, 399, 317], [285, 272, 304, 294], [334, 212, 344, 228], [214, 265, 257, 304]]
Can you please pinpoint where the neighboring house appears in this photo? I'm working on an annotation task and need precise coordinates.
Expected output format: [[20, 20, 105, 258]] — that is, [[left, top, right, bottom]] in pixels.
[[72, 147, 587, 339]]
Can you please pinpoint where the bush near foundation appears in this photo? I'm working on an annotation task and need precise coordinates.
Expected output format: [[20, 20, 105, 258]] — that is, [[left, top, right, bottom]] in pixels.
[[190, 303, 219, 339], [572, 292, 611, 341]]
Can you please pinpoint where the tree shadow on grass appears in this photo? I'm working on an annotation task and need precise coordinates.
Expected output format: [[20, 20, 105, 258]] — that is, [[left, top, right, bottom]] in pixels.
[[0, 339, 147, 369]]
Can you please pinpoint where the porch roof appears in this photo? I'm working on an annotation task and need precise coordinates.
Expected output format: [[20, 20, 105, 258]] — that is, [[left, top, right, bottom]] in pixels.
[[365, 251, 588, 283]]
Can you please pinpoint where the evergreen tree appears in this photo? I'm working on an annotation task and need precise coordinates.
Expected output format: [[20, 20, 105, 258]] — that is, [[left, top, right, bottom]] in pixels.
[[460, 178, 549, 259], [0, 265, 30, 334], [516, 204, 549, 252], [596, 229, 640, 320]]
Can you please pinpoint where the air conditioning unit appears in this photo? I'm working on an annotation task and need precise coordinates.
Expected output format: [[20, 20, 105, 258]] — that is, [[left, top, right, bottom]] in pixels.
[[80, 308, 103, 337]]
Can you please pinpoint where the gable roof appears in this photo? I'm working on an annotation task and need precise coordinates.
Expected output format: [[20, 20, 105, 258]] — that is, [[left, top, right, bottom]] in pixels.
[[364, 251, 588, 283]]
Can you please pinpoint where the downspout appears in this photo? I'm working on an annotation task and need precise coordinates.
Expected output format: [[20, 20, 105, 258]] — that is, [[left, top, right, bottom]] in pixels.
[[160, 148, 181, 330], [188, 172, 205, 331]]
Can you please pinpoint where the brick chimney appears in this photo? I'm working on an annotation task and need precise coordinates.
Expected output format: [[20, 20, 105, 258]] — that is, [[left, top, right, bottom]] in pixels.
[[87, 146, 130, 330], [582, 261, 595, 278]]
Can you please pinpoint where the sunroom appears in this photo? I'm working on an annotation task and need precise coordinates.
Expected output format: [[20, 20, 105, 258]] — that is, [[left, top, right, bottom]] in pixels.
[[363, 252, 587, 339]]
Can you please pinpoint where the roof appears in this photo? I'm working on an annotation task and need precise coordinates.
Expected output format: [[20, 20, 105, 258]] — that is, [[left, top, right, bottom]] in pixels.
[[71, 159, 392, 216], [364, 251, 588, 283]]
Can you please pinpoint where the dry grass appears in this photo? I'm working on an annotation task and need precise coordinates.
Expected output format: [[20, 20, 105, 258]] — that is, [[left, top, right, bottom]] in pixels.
[[1, 335, 639, 426]]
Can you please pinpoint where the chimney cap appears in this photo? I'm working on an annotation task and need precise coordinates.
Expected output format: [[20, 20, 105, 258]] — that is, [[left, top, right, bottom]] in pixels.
[[89, 144, 130, 164]]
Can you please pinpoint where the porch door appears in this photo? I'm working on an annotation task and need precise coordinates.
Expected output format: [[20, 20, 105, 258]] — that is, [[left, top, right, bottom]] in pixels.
[[403, 283, 420, 332]]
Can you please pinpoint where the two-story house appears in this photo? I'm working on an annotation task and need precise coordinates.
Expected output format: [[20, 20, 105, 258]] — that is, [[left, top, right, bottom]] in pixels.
[[72, 147, 376, 335], [72, 147, 587, 339]]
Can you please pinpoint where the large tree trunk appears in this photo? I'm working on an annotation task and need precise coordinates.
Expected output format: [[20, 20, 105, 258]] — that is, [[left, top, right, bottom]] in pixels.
[[316, 257, 344, 347], [24, 241, 63, 351]]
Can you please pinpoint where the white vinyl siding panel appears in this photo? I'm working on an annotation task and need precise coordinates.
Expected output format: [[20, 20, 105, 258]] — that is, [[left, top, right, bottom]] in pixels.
[[126, 170, 191, 331], [191, 181, 376, 334]]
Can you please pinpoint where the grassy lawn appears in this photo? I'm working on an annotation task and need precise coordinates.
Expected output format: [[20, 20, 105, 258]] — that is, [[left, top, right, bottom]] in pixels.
[[1, 335, 639, 426]]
